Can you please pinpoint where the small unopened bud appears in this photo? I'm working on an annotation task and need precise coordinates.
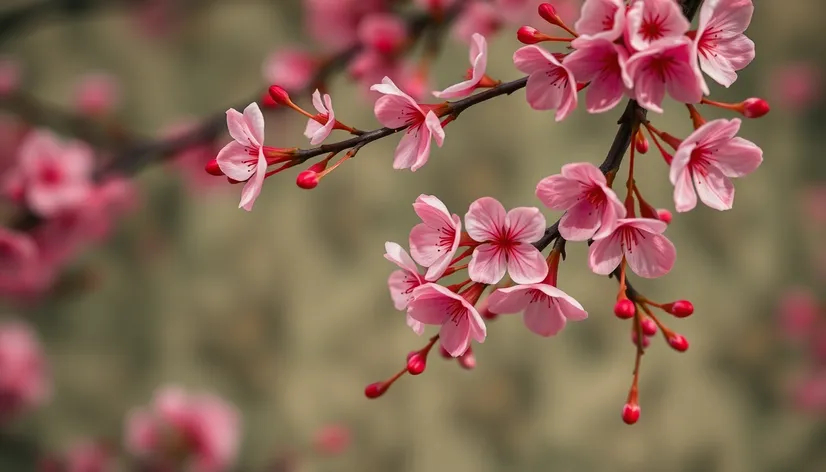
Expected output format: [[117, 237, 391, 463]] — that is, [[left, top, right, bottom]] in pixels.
[[296, 170, 319, 189], [517, 26, 542, 44], [631, 330, 651, 348], [458, 347, 476, 370], [205, 159, 224, 176], [635, 131, 649, 154], [439, 345, 452, 359], [664, 300, 693, 318], [406, 352, 427, 375], [364, 382, 387, 399], [614, 299, 636, 319], [641, 317, 657, 336], [638, 197, 659, 220], [261, 91, 278, 109], [622, 402, 640, 425], [268, 85, 292, 106], [538, 3, 558, 24], [667, 333, 689, 352], [741, 98, 770, 118], [657, 208, 673, 224]]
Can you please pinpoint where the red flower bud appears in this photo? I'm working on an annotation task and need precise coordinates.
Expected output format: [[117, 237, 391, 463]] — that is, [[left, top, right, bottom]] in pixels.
[[261, 90, 278, 109], [635, 131, 649, 154], [364, 382, 387, 399], [631, 330, 651, 348], [657, 208, 673, 224], [641, 317, 657, 336], [205, 159, 224, 176], [458, 347, 476, 370], [622, 402, 640, 425], [517, 26, 542, 44], [667, 333, 689, 352], [538, 3, 558, 24], [268, 85, 292, 106], [742, 98, 770, 118], [296, 170, 319, 189], [664, 300, 693, 318], [406, 352, 427, 375], [614, 299, 636, 319]]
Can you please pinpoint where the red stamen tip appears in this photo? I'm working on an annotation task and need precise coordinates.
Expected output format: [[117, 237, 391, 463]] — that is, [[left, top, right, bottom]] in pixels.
[[614, 299, 636, 319]]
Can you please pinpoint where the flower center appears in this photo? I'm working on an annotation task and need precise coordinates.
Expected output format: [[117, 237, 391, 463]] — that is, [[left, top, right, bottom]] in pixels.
[[689, 147, 712, 176], [544, 67, 569, 89], [38, 163, 63, 186], [447, 301, 468, 326], [640, 12, 668, 42], [645, 55, 677, 82], [619, 227, 648, 254]]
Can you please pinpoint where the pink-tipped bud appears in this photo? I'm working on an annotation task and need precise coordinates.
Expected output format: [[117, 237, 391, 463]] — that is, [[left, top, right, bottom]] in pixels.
[[538, 3, 558, 24], [458, 347, 476, 370], [364, 382, 387, 399], [657, 208, 673, 224], [667, 333, 689, 352], [641, 318, 657, 336], [638, 198, 659, 220], [664, 300, 694, 318], [614, 299, 636, 319], [296, 170, 319, 189], [406, 352, 427, 375], [622, 403, 640, 425], [631, 330, 651, 348], [261, 91, 278, 109], [635, 132, 649, 154], [268, 85, 292, 106], [741, 98, 770, 118], [205, 159, 224, 176], [517, 26, 542, 44]]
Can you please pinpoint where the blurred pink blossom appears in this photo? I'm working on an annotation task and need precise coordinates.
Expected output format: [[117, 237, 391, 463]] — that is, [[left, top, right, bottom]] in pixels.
[[74, 73, 120, 117], [313, 424, 351, 456], [0, 57, 20, 98], [263, 48, 319, 93], [304, 0, 387, 51], [0, 321, 50, 423], [769, 62, 822, 112], [125, 385, 241, 472], [794, 371, 826, 413], [63, 440, 112, 472], [777, 288, 820, 340], [452, 1, 502, 43]]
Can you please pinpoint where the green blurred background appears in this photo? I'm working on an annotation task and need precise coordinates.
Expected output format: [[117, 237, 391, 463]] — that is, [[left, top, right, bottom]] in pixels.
[[2, 0, 826, 471]]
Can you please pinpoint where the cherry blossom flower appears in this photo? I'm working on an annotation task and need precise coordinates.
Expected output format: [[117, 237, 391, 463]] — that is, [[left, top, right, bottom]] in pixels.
[[0, 321, 50, 423], [216, 103, 267, 211], [433, 33, 489, 99], [777, 288, 819, 340], [125, 386, 241, 472], [262, 48, 318, 93], [16, 130, 93, 217], [406, 283, 487, 357], [0, 228, 38, 289], [305, 90, 337, 145], [669, 118, 763, 212], [624, 37, 708, 113], [513, 45, 578, 120], [465, 197, 548, 284], [769, 62, 821, 112], [358, 13, 408, 55], [588, 217, 676, 278], [0, 57, 20, 97], [63, 440, 112, 472], [575, 0, 626, 42], [625, 0, 690, 52], [536, 162, 626, 241], [794, 372, 826, 413], [409, 194, 462, 281], [564, 38, 630, 113], [313, 424, 351, 456], [694, 0, 755, 88], [370, 77, 446, 171], [487, 283, 588, 336], [452, 1, 502, 44], [384, 241, 425, 335], [304, 0, 385, 51], [164, 120, 219, 190], [74, 73, 120, 116]]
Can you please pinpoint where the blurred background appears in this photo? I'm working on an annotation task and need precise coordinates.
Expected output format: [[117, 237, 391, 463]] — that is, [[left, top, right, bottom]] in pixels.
[[1, 0, 825, 471]]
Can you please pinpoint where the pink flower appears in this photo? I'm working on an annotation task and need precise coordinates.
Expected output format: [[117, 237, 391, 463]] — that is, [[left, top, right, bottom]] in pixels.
[[794, 372, 826, 413], [313, 424, 351, 456], [305, 90, 336, 145], [17, 130, 93, 217], [358, 13, 408, 55], [624, 37, 708, 113], [536, 162, 626, 241], [669, 118, 763, 212], [164, 120, 219, 190], [487, 283, 588, 336], [262, 48, 318, 92], [64, 440, 111, 472], [384, 241, 425, 335], [216, 103, 267, 211], [564, 38, 630, 113], [452, 1, 502, 44], [694, 0, 755, 88], [625, 0, 690, 51], [370, 77, 445, 171], [574, 0, 626, 42], [303, 0, 385, 51], [588, 218, 676, 278], [777, 289, 819, 340], [513, 46, 578, 120], [74, 73, 120, 116], [408, 194, 462, 281], [0, 321, 50, 422], [125, 386, 241, 472], [465, 197, 548, 284], [0, 228, 38, 289], [0, 57, 20, 97], [407, 283, 487, 356], [768, 62, 821, 112], [433, 33, 489, 99]]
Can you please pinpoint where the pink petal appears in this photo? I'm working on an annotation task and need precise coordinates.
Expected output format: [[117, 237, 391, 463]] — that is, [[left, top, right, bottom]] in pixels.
[[311, 89, 327, 113], [625, 232, 676, 278], [440, 314, 471, 357], [593, 186, 626, 239], [486, 285, 535, 314], [410, 122, 434, 172], [626, 0, 689, 51], [406, 313, 425, 335], [409, 223, 447, 267], [242, 102, 265, 147], [513, 45, 558, 75], [216, 141, 255, 181], [406, 284, 452, 325], [713, 136, 763, 178], [392, 125, 423, 170], [588, 232, 623, 275], [535, 285, 589, 321], [383, 241, 419, 274], [693, 166, 735, 211], [523, 298, 567, 336], [672, 168, 697, 213], [468, 243, 507, 284], [506, 243, 548, 284], [239, 150, 266, 211], [559, 199, 601, 241], [413, 194, 453, 227], [575, 0, 625, 42], [388, 270, 414, 310], [432, 34, 488, 99], [374, 94, 424, 129], [465, 196, 506, 242], [536, 174, 585, 210], [505, 207, 546, 243]]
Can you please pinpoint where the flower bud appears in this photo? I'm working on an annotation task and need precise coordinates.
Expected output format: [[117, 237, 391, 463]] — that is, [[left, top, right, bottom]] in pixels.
[[458, 347, 476, 370], [296, 170, 319, 190], [268, 85, 292, 106], [657, 208, 672, 224], [622, 402, 640, 425], [631, 330, 651, 348], [741, 98, 770, 118], [261, 90, 278, 109], [614, 299, 636, 319], [664, 300, 693, 318], [641, 317, 657, 336], [439, 345, 452, 359], [406, 352, 427, 375], [364, 382, 387, 399], [635, 131, 649, 154], [517, 26, 542, 44], [538, 3, 558, 24], [667, 333, 689, 352], [205, 159, 224, 176]]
